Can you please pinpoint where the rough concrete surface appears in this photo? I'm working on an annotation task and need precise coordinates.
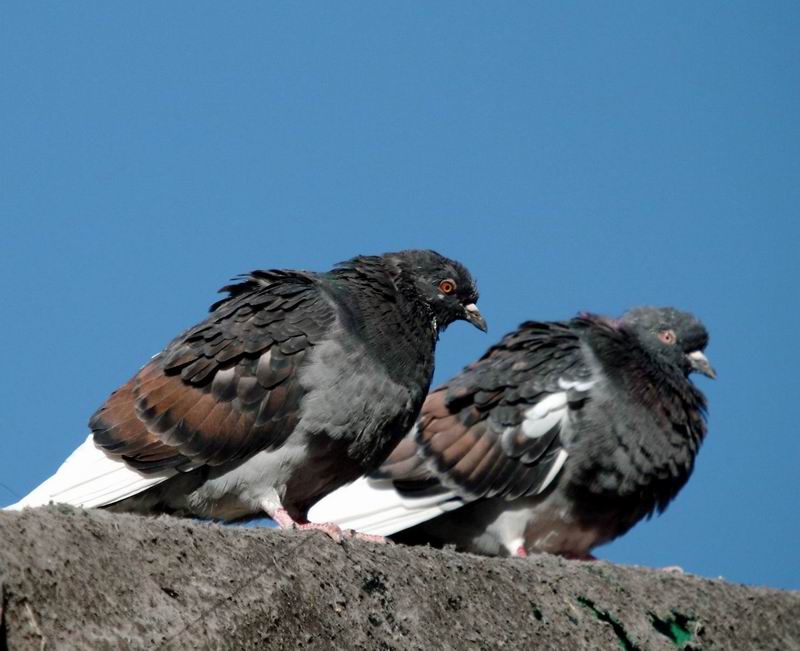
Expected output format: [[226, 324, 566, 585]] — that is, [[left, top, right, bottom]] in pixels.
[[0, 507, 797, 650]]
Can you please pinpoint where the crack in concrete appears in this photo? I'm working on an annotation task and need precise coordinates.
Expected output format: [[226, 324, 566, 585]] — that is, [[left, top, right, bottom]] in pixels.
[[577, 596, 641, 651], [649, 610, 695, 648]]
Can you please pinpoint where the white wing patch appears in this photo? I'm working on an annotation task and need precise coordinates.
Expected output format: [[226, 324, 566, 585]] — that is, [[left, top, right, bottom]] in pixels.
[[501, 391, 567, 454], [311, 376, 596, 537], [515, 377, 596, 493], [558, 377, 596, 393], [308, 476, 464, 537], [527, 391, 568, 420], [521, 393, 568, 439], [4, 434, 175, 511], [536, 448, 569, 494]]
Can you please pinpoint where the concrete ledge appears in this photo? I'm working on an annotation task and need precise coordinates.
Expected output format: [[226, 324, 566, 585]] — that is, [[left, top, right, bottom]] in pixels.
[[1, 507, 797, 649]]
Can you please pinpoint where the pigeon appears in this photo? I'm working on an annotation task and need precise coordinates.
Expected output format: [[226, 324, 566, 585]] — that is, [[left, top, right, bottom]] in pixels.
[[308, 306, 714, 557], [6, 250, 486, 538]]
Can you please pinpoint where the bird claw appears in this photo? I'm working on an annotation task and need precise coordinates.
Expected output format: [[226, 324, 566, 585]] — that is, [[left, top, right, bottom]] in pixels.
[[295, 521, 346, 543], [291, 524, 390, 545], [270, 508, 389, 544], [271, 508, 344, 542]]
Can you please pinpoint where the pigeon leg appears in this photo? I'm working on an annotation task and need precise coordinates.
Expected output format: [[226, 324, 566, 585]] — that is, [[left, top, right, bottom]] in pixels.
[[270, 507, 346, 543], [269, 505, 391, 544], [505, 538, 527, 557]]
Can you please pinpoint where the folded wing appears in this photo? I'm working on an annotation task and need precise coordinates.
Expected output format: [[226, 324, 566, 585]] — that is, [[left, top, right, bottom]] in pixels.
[[310, 320, 594, 534], [7, 270, 334, 511]]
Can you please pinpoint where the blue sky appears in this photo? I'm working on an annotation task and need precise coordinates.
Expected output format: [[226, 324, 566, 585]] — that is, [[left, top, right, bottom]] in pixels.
[[1, 4, 798, 589]]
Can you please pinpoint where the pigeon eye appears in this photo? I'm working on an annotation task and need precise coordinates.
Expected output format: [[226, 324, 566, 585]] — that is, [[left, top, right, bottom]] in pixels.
[[438, 279, 457, 295], [658, 329, 677, 345]]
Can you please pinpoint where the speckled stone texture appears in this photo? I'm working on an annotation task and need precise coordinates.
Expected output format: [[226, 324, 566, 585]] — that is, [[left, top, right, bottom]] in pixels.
[[1, 507, 797, 650]]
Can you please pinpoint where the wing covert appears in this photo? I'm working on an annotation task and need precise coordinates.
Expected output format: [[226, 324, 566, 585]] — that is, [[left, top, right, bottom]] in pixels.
[[91, 271, 335, 473], [409, 320, 593, 500]]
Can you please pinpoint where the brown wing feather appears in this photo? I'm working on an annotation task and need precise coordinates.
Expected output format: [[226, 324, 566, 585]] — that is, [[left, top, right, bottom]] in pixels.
[[372, 435, 431, 482], [90, 270, 333, 474], [92, 374, 191, 470], [395, 321, 589, 500]]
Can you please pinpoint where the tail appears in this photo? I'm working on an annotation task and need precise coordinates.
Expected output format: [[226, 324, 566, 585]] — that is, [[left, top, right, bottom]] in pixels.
[[307, 476, 465, 536], [5, 434, 174, 510]]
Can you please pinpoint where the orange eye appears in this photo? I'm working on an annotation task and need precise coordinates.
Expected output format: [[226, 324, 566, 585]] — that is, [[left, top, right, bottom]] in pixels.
[[438, 279, 456, 295], [658, 329, 677, 345]]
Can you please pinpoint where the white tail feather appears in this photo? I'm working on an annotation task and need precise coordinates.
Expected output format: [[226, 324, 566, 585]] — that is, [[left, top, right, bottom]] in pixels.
[[4, 434, 174, 510], [308, 476, 465, 536]]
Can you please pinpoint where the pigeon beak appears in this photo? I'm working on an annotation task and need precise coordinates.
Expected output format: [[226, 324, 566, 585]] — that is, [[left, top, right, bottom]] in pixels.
[[463, 303, 488, 332], [687, 350, 716, 379]]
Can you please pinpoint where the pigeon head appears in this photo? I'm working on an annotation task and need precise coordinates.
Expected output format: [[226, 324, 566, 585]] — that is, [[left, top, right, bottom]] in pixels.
[[387, 249, 486, 333], [621, 307, 715, 379]]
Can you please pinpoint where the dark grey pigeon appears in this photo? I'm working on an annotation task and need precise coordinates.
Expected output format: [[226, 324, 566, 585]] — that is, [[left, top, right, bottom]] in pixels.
[[7, 250, 486, 539], [309, 307, 713, 556]]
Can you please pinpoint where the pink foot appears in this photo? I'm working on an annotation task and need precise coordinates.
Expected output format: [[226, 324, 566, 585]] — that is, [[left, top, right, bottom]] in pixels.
[[515, 546, 528, 558], [271, 508, 346, 542], [270, 508, 391, 544], [296, 521, 346, 543]]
